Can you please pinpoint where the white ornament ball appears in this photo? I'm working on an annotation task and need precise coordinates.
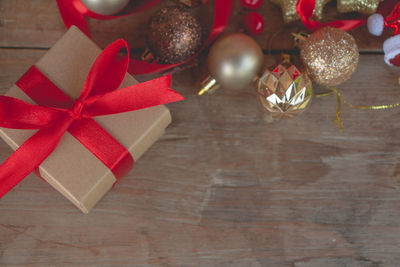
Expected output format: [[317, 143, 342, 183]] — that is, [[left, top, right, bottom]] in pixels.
[[81, 0, 130, 15], [367, 13, 384, 36], [383, 35, 400, 67]]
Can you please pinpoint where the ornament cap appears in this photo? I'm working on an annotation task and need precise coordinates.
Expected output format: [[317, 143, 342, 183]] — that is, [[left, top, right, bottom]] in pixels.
[[141, 47, 154, 61], [198, 76, 220, 95]]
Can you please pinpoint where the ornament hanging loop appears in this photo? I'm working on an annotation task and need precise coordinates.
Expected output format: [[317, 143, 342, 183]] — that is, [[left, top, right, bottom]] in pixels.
[[292, 32, 309, 48]]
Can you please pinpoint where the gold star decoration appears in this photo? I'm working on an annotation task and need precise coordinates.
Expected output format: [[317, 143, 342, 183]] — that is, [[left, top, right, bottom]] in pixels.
[[272, 0, 380, 24], [271, 0, 331, 24], [337, 0, 380, 15]]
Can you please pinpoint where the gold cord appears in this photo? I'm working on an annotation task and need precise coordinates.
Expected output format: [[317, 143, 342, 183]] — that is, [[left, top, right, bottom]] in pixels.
[[315, 87, 400, 131]]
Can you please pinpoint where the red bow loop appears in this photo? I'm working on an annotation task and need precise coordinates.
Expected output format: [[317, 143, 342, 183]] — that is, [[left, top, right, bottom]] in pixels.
[[84, 74, 184, 117], [82, 39, 130, 100]]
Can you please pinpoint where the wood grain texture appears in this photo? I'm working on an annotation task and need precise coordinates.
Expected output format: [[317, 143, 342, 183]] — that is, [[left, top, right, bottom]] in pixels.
[[0, 0, 392, 52], [2, 46, 400, 265], [2, 0, 400, 265]]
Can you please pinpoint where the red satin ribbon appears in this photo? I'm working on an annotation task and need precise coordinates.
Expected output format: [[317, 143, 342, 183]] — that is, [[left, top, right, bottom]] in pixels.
[[296, 0, 365, 31], [384, 2, 400, 35], [0, 39, 184, 199], [56, 0, 161, 37], [56, 0, 233, 75]]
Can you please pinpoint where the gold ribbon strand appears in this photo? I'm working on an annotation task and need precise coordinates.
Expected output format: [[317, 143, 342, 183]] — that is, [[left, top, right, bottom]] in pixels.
[[315, 87, 400, 131]]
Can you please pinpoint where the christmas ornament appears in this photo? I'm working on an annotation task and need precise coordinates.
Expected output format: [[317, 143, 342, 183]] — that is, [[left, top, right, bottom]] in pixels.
[[80, 0, 130, 15], [367, 2, 400, 67], [271, 0, 330, 23], [366, 2, 400, 66], [300, 27, 359, 86], [383, 35, 400, 66], [147, 6, 202, 64], [244, 12, 264, 36], [240, 0, 263, 10], [198, 33, 263, 95], [256, 63, 313, 119], [337, 0, 380, 15], [57, 0, 233, 75], [367, 3, 400, 37]]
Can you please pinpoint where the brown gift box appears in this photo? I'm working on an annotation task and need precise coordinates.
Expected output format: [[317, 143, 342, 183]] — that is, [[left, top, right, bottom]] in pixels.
[[0, 26, 172, 213]]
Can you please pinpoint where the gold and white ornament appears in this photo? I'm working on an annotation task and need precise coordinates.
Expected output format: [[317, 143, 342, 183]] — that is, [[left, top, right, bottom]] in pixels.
[[256, 63, 313, 119]]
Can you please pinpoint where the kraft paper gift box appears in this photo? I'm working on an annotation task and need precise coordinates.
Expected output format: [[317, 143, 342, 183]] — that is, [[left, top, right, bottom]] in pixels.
[[0, 26, 173, 213]]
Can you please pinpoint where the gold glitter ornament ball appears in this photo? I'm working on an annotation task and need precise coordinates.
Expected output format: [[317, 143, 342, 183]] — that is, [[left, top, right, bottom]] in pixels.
[[300, 27, 359, 87], [256, 63, 313, 119], [147, 7, 202, 64]]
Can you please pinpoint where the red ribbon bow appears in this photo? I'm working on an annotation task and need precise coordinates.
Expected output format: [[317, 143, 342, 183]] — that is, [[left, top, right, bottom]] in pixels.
[[56, 0, 233, 75], [0, 39, 184, 199]]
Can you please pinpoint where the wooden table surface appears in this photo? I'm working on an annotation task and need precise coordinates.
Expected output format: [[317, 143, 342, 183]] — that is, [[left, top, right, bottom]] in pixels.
[[2, 0, 400, 266]]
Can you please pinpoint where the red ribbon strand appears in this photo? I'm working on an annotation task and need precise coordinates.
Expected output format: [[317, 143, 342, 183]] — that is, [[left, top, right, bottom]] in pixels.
[[56, 0, 233, 75], [0, 39, 184, 199], [384, 2, 400, 35], [56, 0, 161, 37], [296, 0, 365, 32]]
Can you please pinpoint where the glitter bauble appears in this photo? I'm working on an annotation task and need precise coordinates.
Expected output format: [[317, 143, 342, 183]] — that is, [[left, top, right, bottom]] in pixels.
[[147, 7, 202, 64], [300, 27, 359, 86], [81, 0, 129, 15], [256, 63, 313, 119]]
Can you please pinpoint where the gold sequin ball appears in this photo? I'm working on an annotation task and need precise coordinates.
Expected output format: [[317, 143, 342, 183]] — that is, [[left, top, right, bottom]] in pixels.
[[300, 27, 359, 87]]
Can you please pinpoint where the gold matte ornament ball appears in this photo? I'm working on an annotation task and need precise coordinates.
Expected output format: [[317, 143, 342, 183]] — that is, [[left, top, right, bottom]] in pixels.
[[147, 7, 202, 64], [207, 33, 263, 89], [300, 27, 359, 86]]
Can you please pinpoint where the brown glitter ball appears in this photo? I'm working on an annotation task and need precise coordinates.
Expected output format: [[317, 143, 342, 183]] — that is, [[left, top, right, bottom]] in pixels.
[[147, 7, 202, 64], [300, 27, 359, 87]]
